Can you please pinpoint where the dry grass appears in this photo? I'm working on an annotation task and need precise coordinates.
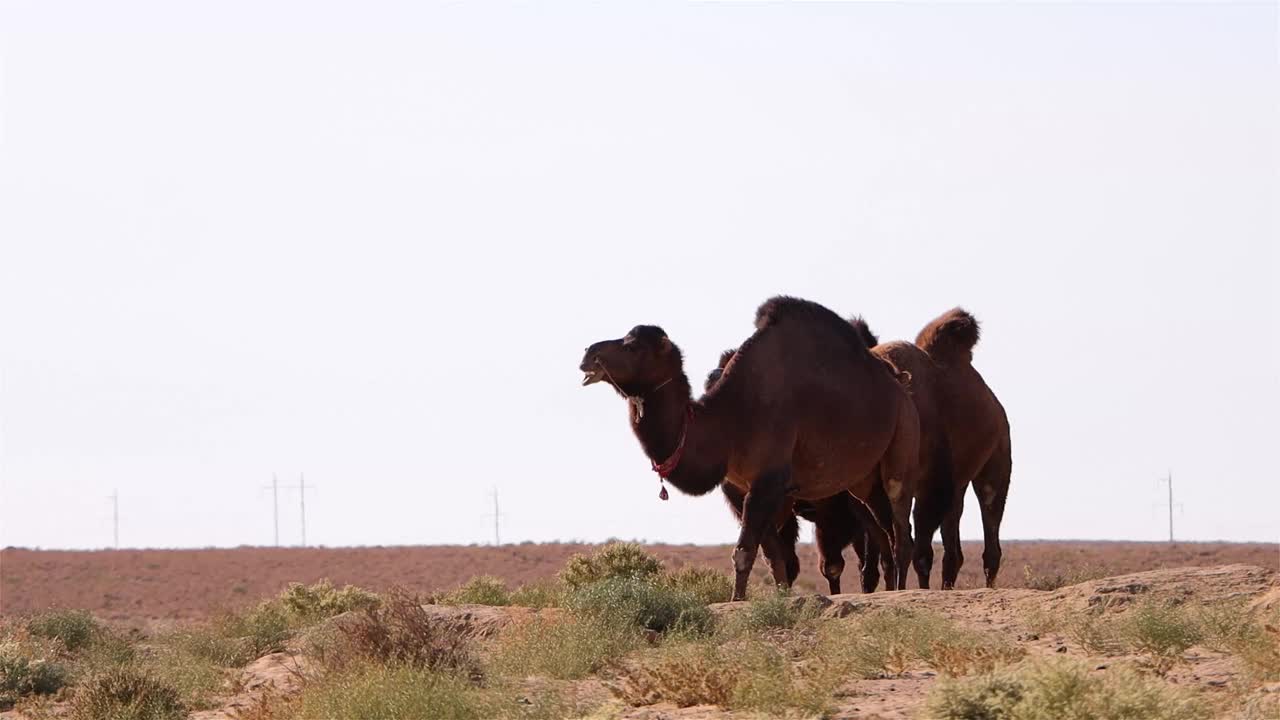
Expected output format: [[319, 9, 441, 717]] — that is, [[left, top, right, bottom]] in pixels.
[[494, 615, 641, 680], [924, 659, 1208, 720], [335, 588, 476, 674], [817, 607, 1024, 679], [68, 667, 186, 720], [607, 639, 832, 715]]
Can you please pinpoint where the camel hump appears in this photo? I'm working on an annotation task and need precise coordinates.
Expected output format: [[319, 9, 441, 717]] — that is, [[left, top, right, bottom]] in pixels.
[[848, 316, 879, 349], [915, 307, 981, 364], [753, 296, 873, 357]]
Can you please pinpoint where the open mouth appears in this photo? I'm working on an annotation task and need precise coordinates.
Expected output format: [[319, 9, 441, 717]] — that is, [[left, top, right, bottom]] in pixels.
[[582, 368, 605, 386]]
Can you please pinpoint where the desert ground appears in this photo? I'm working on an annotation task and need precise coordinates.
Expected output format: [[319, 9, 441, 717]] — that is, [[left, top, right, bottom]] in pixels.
[[1, 541, 1275, 623], [1, 542, 1277, 720]]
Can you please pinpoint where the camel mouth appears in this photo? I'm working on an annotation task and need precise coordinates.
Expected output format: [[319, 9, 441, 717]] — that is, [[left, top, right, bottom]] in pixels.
[[582, 368, 605, 386]]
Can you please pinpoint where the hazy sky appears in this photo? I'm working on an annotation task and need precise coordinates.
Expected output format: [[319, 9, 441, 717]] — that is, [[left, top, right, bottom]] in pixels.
[[1, 2, 1277, 550]]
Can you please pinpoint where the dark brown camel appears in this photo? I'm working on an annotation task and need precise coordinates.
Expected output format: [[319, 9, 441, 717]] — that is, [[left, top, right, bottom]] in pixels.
[[716, 310, 1011, 592], [916, 308, 1012, 589], [709, 318, 954, 593], [580, 296, 920, 599]]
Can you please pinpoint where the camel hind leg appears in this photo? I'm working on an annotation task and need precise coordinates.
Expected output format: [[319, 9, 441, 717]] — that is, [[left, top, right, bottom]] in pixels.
[[878, 398, 919, 591], [973, 438, 1011, 588], [911, 438, 954, 589]]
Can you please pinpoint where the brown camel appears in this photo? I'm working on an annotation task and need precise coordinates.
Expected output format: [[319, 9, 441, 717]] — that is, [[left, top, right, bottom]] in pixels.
[[709, 318, 954, 593], [916, 308, 1012, 589], [716, 309, 1011, 592], [580, 296, 920, 599]]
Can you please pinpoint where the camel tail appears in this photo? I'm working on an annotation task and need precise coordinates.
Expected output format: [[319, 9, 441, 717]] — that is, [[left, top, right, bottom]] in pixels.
[[848, 316, 879, 349], [915, 308, 981, 365]]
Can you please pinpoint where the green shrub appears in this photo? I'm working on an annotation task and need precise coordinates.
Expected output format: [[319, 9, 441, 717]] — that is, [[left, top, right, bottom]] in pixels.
[[0, 644, 67, 709], [439, 576, 511, 606], [567, 577, 712, 635], [508, 580, 563, 609], [27, 610, 101, 652], [1126, 602, 1202, 659], [69, 667, 186, 720], [494, 615, 640, 680], [559, 542, 664, 591], [662, 566, 733, 605], [277, 579, 379, 624], [924, 659, 1207, 720]]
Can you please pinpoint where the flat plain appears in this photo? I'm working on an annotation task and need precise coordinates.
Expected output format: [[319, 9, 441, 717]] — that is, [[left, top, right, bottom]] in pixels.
[[2, 541, 1275, 623]]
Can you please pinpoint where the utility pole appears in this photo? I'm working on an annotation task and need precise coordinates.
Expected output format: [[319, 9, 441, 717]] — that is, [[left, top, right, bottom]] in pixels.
[[261, 473, 281, 546], [493, 488, 501, 546], [265, 474, 313, 547], [109, 490, 119, 549], [483, 487, 505, 546], [299, 473, 307, 548], [1157, 471, 1180, 544]]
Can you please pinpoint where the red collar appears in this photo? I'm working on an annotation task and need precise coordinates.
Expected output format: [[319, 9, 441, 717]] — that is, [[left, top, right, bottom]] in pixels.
[[651, 405, 694, 479]]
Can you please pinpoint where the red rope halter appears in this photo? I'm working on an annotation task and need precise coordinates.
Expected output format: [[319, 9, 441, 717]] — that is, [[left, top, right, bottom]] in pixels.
[[651, 405, 694, 485]]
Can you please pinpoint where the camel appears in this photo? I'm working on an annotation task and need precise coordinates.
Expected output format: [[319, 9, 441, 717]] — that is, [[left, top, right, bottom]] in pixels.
[[580, 296, 920, 599], [708, 318, 954, 593], [715, 309, 1011, 591], [915, 308, 1012, 589]]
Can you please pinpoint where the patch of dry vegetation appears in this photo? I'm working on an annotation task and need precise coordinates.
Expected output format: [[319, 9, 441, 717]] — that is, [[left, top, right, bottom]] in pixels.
[[925, 659, 1208, 720]]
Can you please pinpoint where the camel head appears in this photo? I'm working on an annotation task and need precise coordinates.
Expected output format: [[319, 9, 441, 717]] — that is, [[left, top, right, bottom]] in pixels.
[[580, 325, 681, 394]]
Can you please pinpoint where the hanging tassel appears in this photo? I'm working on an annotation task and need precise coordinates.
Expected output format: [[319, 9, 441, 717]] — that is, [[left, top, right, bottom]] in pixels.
[[658, 483, 669, 501]]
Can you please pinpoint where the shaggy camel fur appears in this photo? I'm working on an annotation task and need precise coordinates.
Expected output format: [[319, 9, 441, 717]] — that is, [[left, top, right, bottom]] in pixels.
[[709, 318, 953, 593], [580, 296, 920, 599]]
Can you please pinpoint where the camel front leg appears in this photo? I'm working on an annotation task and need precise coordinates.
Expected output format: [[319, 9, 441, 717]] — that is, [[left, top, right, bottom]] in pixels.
[[724, 483, 797, 589], [731, 468, 790, 601]]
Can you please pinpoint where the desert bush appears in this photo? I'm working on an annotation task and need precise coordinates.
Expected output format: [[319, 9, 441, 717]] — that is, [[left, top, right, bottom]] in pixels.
[[609, 639, 832, 715], [1125, 602, 1202, 659], [1196, 603, 1279, 681], [661, 566, 733, 605], [26, 610, 102, 652], [439, 576, 511, 606], [813, 607, 1022, 679], [69, 667, 186, 720], [720, 589, 823, 636], [176, 602, 292, 668], [338, 588, 475, 674], [559, 542, 664, 591], [494, 615, 641, 680], [1021, 564, 1111, 592], [567, 577, 713, 635], [0, 643, 67, 709], [924, 659, 1207, 720], [277, 579, 379, 623], [507, 580, 563, 609], [1064, 611, 1126, 656]]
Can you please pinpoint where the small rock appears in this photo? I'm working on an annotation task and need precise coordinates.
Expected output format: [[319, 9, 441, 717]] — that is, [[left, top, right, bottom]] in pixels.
[[1056, 645, 1068, 653]]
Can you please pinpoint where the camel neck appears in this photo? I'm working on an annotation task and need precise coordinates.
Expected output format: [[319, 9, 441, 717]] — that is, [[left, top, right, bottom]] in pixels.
[[630, 375, 725, 497]]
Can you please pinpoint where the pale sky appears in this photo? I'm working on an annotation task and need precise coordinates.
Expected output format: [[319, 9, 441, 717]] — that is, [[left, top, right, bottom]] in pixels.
[[1, 2, 1277, 550]]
